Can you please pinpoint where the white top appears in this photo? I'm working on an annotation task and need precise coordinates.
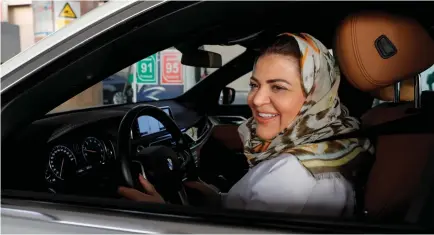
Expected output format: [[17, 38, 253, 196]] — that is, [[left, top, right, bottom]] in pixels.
[[222, 154, 355, 217]]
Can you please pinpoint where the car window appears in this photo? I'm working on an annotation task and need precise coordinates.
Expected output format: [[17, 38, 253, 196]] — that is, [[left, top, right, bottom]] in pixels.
[[50, 45, 246, 113], [372, 64, 434, 106], [225, 71, 252, 105]]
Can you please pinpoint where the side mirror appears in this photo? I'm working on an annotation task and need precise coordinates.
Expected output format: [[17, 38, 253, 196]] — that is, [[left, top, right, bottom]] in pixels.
[[181, 49, 222, 68], [219, 87, 236, 105]]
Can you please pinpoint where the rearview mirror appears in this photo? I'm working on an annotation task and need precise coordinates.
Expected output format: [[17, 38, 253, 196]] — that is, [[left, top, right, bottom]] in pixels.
[[181, 49, 222, 68], [219, 87, 236, 105]]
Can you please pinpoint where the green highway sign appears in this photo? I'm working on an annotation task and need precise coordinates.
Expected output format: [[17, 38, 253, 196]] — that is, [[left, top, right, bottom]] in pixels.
[[136, 53, 158, 84]]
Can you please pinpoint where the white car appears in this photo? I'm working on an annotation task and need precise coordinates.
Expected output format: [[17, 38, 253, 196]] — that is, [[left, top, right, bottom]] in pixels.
[[1, 1, 433, 233]]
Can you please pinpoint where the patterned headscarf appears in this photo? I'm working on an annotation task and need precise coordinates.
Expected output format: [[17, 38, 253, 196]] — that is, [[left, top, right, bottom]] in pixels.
[[238, 33, 374, 179]]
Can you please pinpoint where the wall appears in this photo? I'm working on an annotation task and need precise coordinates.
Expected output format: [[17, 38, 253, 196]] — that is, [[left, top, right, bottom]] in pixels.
[[1, 22, 20, 63], [7, 4, 34, 51]]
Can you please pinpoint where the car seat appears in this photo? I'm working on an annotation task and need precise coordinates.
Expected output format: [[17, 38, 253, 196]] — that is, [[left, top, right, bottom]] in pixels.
[[334, 11, 434, 221]]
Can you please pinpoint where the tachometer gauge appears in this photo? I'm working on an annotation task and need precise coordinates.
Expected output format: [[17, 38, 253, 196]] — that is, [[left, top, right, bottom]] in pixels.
[[82, 137, 106, 165], [49, 145, 77, 180]]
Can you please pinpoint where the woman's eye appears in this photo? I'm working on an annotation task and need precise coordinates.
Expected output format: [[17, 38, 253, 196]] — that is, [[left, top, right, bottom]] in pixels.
[[249, 83, 258, 89], [271, 85, 286, 92]]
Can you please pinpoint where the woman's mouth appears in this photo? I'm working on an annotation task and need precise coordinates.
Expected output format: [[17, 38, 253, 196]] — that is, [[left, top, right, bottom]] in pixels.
[[255, 112, 279, 124]]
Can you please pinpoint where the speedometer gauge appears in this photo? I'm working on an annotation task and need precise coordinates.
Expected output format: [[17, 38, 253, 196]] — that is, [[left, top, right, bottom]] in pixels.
[[82, 137, 106, 165], [49, 145, 77, 180]]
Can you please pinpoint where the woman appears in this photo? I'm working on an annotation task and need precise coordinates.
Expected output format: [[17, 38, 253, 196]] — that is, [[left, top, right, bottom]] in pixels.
[[118, 33, 374, 217]]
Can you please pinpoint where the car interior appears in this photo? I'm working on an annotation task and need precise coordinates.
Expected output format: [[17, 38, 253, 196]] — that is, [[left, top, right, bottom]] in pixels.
[[1, 1, 434, 232], [334, 11, 434, 223]]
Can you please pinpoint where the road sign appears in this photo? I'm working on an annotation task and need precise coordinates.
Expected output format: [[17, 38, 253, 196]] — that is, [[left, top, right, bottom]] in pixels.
[[136, 54, 158, 84], [160, 50, 183, 85], [59, 2, 77, 18], [53, 1, 80, 31]]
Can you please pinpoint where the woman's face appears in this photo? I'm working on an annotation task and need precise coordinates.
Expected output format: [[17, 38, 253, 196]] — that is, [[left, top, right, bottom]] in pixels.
[[248, 54, 306, 140]]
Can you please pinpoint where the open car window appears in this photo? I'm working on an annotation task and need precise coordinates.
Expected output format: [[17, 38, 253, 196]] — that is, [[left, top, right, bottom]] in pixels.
[[50, 45, 246, 114]]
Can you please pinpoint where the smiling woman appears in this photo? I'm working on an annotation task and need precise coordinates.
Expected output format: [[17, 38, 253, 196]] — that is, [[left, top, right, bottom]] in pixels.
[[248, 36, 305, 140], [118, 32, 375, 217], [226, 33, 375, 216]]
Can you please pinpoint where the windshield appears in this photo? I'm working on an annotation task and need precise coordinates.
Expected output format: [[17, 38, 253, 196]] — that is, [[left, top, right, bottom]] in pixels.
[[50, 45, 246, 114]]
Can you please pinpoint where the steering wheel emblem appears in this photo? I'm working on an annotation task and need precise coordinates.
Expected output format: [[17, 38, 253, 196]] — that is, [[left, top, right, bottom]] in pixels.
[[167, 158, 173, 170]]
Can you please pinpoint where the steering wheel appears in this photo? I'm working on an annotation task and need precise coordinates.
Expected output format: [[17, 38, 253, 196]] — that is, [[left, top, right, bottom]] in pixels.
[[117, 104, 196, 205]]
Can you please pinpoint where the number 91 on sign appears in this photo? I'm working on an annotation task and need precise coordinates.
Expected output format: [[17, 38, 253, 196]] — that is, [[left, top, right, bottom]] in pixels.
[[136, 54, 157, 85]]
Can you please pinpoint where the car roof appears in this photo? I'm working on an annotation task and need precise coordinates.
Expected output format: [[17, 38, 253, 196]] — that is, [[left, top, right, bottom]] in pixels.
[[0, 1, 141, 79]]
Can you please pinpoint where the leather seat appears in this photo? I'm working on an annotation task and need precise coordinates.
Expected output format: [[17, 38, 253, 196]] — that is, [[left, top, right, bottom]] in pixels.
[[334, 11, 434, 221]]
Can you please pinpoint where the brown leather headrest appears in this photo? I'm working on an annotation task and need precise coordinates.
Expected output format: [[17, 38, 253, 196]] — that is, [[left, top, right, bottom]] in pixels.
[[334, 11, 434, 92]]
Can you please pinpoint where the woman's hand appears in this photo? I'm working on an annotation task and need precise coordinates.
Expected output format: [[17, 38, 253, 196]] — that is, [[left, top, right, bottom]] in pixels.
[[118, 174, 165, 204], [118, 175, 221, 207]]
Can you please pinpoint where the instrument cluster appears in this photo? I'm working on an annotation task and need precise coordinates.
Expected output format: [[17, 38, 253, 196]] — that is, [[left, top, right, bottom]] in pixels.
[[45, 136, 115, 186]]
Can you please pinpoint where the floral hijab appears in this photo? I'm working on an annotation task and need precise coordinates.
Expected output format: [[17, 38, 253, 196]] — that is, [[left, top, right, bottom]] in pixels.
[[238, 33, 374, 179]]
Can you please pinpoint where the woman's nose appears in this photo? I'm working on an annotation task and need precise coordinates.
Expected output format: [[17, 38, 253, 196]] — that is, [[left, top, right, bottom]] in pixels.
[[252, 88, 270, 107]]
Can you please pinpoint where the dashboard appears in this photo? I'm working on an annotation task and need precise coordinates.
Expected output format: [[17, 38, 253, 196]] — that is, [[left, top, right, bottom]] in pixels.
[[37, 104, 213, 194], [44, 135, 116, 186], [2, 100, 248, 195]]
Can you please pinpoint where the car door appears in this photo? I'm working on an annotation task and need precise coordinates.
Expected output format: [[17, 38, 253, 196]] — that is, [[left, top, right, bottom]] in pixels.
[[0, 2, 289, 233]]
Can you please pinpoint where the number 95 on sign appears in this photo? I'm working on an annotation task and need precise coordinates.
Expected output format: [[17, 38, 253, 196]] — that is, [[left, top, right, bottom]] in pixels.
[[161, 51, 183, 85]]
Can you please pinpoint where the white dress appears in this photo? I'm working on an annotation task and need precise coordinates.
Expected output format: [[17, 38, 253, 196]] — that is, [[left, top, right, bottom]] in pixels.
[[222, 154, 355, 217]]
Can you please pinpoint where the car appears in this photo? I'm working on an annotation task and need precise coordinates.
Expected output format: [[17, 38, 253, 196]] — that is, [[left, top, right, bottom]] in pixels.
[[102, 74, 133, 105], [1, 1, 434, 233]]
